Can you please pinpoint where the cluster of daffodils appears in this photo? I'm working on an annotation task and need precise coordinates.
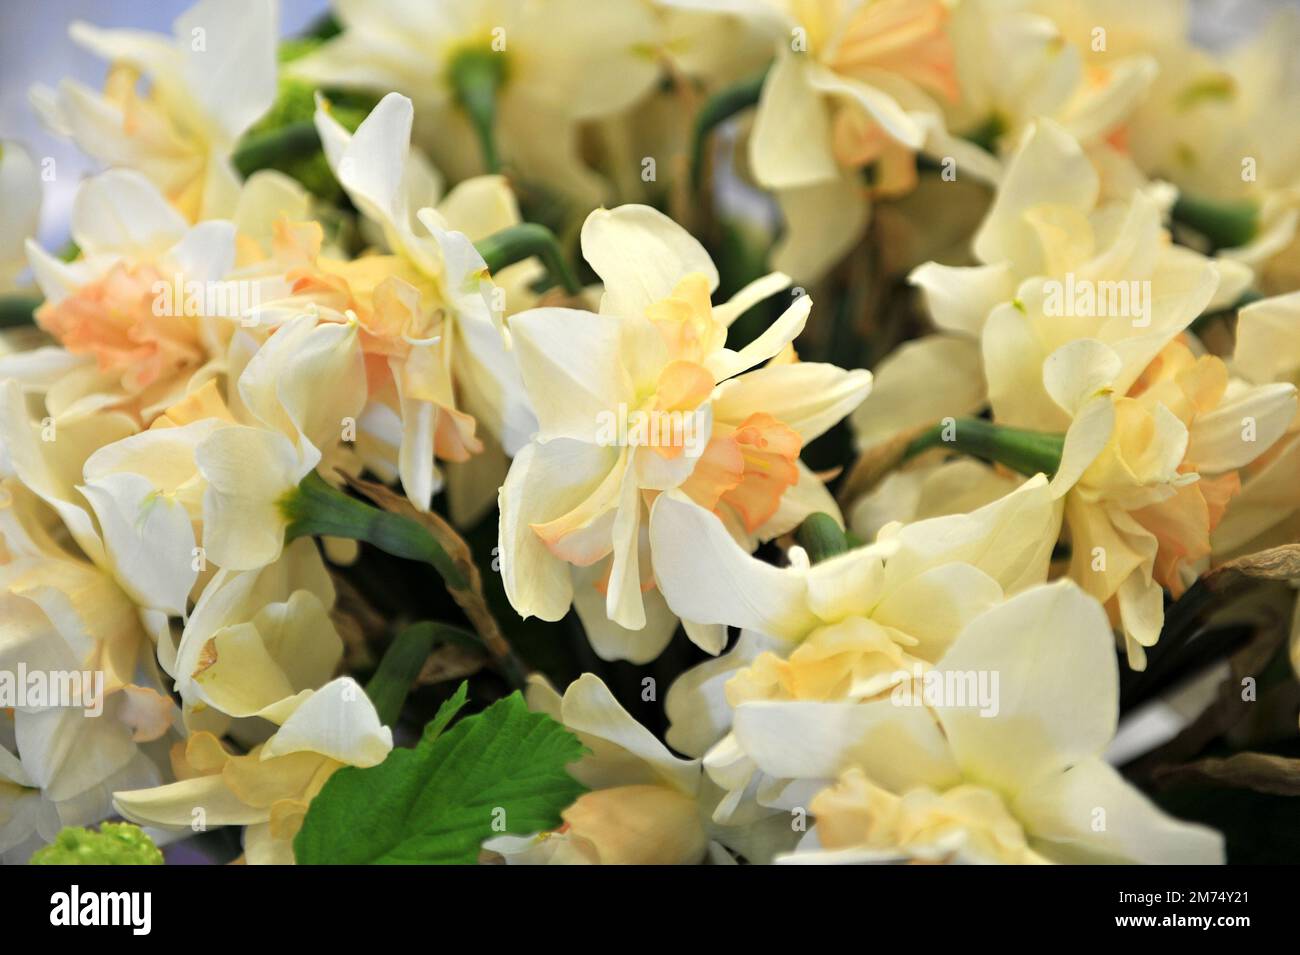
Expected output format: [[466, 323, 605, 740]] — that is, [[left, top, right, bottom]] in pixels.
[[2, 0, 1299, 867]]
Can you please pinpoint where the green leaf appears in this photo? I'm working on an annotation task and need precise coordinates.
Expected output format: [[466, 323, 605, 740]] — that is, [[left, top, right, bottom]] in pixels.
[[30, 822, 164, 865], [421, 681, 470, 745], [293, 690, 586, 864]]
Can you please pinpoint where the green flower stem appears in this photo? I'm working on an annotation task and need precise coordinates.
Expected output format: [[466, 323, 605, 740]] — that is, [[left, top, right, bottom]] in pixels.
[[365, 621, 478, 726], [0, 295, 40, 328], [474, 222, 582, 295], [281, 471, 468, 590], [904, 417, 1065, 478], [796, 513, 849, 564], [690, 66, 769, 190], [1172, 194, 1258, 251], [448, 48, 506, 174], [232, 119, 322, 178]]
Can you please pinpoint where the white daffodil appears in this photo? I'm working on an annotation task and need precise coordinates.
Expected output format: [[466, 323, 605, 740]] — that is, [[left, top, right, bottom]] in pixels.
[[30, 0, 278, 221], [732, 581, 1224, 864], [283, 92, 536, 521], [114, 677, 392, 865], [499, 203, 871, 662], [945, 0, 1158, 159], [485, 673, 711, 865], [81, 309, 367, 577], [1126, 9, 1300, 286], [291, 0, 663, 206], [854, 119, 1246, 453], [0, 473, 177, 849], [8, 167, 309, 426], [1213, 291, 1300, 556], [730, 0, 994, 281], [1032, 337, 1295, 667], [166, 538, 342, 734], [648, 475, 1057, 820], [485, 673, 799, 865], [0, 141, 41, 294]]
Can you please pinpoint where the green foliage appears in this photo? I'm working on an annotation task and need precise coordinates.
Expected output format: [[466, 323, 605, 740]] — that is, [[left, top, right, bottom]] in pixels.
[[294, 687, 586, 864]]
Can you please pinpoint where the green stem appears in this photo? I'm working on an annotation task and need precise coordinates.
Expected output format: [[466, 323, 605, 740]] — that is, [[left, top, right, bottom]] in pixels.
[[475, 223, 581, 295], [904, 417, 1065, 478], [0, 295, 41, 328], [281, 471, 467, 589], [1172, 194, 1258, 251], [365, 621, 478, 726], [233, 120, 322, 178], [796, 513, 849, 564], [448, 48, 506, 174], [690, 66, 770, 190]]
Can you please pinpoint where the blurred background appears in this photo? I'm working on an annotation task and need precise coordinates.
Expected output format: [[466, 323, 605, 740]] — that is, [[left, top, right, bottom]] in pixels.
[[1, 0, 1297, 247]]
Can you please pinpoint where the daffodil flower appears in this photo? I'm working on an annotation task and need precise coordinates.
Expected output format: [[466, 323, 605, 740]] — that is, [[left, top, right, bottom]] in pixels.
[[8, 167, 309, 426], [1042, 337, 1296, 666], [854, 119, 1248, 453], [29, 0, 279, 221], [499, 203, 871, 661], [290, 92, 536, 520], [291, 0, 663, 206], [730, 581, 1223, 864], [729, 0, 995, 281], [114, 677, 392, 865], [0, 141, 41, 294], [648, 476, 1057, 819]]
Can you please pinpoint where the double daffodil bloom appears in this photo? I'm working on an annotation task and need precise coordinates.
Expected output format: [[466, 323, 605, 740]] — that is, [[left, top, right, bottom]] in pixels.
[[114, 677, 392, 865], [9, 167, 308, 426], [648, 476, 1056, 820], [499, 203, 871, 662], [750, 581, 1224, 864], [1212, 291, 1300, 556], [0, 460, 177, 847], [485, 674, 712, 865], [1031, 336, 1295, 666], [79, 310, 367, 577], [854, 119, 1247, 452], [287, 92, 535, 521], [292, 0, 663, 206], [945, 0, 1158, 158], [30, 0, 278, 221], [737, 0, 993, 281]]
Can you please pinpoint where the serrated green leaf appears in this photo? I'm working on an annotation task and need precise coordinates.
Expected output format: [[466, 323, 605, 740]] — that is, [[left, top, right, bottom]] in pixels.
[[30, 822, 163, 865], [293, 690, 586, 864]]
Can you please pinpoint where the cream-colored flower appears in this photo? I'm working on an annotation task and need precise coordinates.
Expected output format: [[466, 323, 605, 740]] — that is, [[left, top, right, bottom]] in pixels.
[[946, 0, 1158, 158], [486, 673, 711, 865], [1125, 8, 1300, 285], [853, 119, 1244, 453], [738, 0, 991, 281], [0, 141, 41, 294], [499, 203, 870, 662], [759, 581, 1224, 864], [1034, 337, 1295, 666], [649, 476, 1056, 820], [9, 167, 308, 426], [30, 0, 279, 221], [1211, 294, 1300, 557], [292, 92, 535, 520], [291, 0, 663, 206], [114, 677, 391, 865]]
